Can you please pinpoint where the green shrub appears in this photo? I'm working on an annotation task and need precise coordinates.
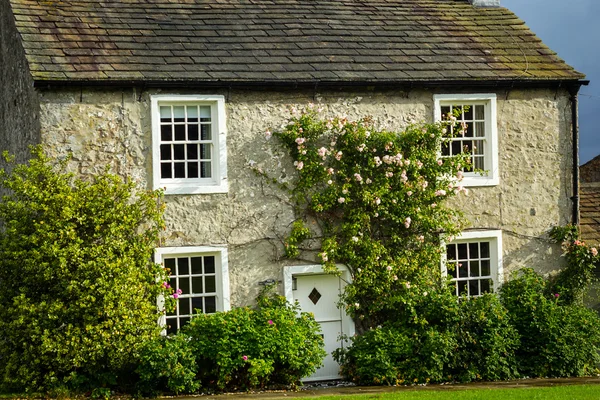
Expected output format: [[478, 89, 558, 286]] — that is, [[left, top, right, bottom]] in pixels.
[[185, 287, 326, 391], [136, 334, 200, 395], [450, 294, 519, 382], [336, 287, 519, 385], [0, 148, 171, 393], [501, 268, 600, 377]]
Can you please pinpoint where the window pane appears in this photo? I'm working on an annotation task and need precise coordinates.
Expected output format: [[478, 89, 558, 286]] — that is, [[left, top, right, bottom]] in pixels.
[[188, 124, 199, 140], [161, 125, 172, 141], [178, 258, 189, 275], [457, 243, 468, 260], [187, 144, 198, 160], [481, 279, 491, 293], [164, 258, 176, 271], [160, 106, 172, 121], [205, 276, 216, 293], [187, 105, 198, 122], [481, 260, 491, 276], [464, 105, 473, 120], [200, 106, 211, 121], [200, 144, 211, 160], [446, 244, 456, 261], [180, 317, 190, 329], [169, 277, 176, 290], [468, 243, 478, 258], [459, 262, 468, 278], [201, 124, 211, 140], [179, 278, 190, 295], [475, 121, 485, 137], [451, 141, 462, 155], [205, 296, 217, 313], [441, 142, 450, 156], [174, 125, 186, 141], [204, 256, 215, 273], [166, 318, 177, 335], [465, 124, 474, 138], [174, 144, 185, 160], [191, 257, 203, 274], [161, 163, 172, 179], [480, 242, 490, 258], [179, 298, 191, 315], [458, 281, 468, 296], [173, 106, 185, 122], [441, 106, 451, 119], [475, 105, 485, 120], [469, 280, 479, 296], [448, 262, 457, 278], [469, 260, 479, 277], [188, 162, 199, 178], [174, 162, 186, 178], [474, 156, 485, 170], [192, 297, 203, 314], [200, 162, 212, 178], [192, 277, 203, 294], [160, 144, 171, 161]]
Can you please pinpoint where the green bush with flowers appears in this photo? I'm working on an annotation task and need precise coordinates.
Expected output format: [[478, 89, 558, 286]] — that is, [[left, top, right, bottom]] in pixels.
[[179, 285, 325, 392], [0, 147, 174, 394], [264, 106, 600, 384]]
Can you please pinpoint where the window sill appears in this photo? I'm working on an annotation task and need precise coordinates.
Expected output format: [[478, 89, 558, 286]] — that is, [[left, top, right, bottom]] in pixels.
[[460, 175, 499, 188], [160, 181, 229, 195]]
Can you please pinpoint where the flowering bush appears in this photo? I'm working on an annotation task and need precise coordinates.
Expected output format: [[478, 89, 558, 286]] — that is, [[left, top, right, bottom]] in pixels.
[[0, 148, 172, 393], [184, 285, 325, 391], [549, 225, 600, 305], [269, 106, 471, 328]]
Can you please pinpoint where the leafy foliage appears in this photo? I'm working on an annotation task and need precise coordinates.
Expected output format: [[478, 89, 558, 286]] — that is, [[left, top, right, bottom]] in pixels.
[[549, 225, 599, 305], [0, 148, 171, 393], [184, 285, 326, 391], [270, 106, 471, 328], [136, 334, 200, 395], [500, 268, 600, 377]]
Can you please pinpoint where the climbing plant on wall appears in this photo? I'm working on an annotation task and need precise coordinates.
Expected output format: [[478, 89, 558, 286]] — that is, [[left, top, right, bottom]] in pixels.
[[265, 105, 471, 328]]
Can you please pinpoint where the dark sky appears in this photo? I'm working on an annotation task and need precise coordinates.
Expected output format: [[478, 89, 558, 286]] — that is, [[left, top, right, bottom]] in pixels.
[[503, 0, 599, 164]]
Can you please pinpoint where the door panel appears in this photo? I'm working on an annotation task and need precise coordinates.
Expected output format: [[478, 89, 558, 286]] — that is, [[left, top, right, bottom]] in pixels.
[[294, 274, 344, 381]]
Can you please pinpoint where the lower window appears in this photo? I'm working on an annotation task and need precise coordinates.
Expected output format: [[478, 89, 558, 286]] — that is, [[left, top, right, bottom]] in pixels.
[[155, 246, 230, 334], [443, 230, 502, 297]]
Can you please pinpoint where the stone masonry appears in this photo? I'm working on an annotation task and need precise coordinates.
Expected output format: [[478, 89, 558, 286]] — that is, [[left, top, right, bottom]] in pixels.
[[39, 86, 573, 305]]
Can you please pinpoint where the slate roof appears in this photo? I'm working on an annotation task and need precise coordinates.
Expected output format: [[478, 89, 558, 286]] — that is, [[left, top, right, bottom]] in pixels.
[[580, 184, 600, 246], [8, 0, 586, 84]]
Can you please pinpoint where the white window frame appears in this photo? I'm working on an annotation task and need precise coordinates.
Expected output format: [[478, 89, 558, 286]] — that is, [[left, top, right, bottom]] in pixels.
[[441, 230, 503, 297], [155, 245, 230, 333], [434, 94, 499, 187], [151, 95, 228, 195]]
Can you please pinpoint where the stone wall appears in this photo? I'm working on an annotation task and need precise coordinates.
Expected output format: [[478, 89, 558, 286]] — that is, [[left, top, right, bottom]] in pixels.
[[0, 0, 40, 164], [38, 86, 573, 306]]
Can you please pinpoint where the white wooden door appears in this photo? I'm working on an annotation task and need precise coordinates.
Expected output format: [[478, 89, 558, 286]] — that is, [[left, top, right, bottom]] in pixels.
[[293, 274, 346, 381]]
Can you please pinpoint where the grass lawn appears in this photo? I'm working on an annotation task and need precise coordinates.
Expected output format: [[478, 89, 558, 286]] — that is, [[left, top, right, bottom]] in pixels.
[[312, 384, 600, 400]]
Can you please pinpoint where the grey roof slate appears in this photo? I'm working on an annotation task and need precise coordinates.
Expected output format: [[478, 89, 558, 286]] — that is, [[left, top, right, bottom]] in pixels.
[[8, 0, 586, 84]]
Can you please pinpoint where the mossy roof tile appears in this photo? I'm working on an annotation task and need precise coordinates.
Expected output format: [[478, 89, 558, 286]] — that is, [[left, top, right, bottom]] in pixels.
[[8, 0, 585, 84]]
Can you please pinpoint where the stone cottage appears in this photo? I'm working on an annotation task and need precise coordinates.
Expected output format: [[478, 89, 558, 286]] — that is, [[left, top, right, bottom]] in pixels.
[[1, 0, 587, 380]]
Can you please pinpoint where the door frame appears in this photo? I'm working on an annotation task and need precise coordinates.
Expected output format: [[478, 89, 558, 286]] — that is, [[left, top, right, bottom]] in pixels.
[[283, 264, 356, 378]]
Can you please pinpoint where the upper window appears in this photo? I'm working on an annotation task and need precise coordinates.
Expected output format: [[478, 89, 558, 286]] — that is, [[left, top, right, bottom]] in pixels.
[[151, 95, 228, 194], [434, 94, 498, 187], [155, 246, 230, 334], [442, 230, 503, 297]]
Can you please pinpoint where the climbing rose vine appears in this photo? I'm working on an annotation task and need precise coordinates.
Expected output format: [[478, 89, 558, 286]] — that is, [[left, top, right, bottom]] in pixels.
[[268, 105, 472, 329]]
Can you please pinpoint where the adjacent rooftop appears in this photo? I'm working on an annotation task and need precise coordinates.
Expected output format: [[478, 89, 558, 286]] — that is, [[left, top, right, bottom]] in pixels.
[[8, 0, 585, 84]]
